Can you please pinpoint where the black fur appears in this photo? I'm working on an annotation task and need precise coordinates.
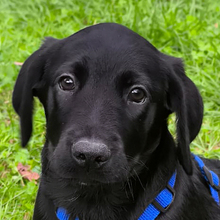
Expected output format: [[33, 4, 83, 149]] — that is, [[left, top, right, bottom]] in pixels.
[[12, 23, 220, 219]]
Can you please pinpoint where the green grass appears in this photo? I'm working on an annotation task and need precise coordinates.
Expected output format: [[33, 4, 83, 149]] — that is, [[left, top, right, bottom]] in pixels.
[[0, 0, 220, 219]]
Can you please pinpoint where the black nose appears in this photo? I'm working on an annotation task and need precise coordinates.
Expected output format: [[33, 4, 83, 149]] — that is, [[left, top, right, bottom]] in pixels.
[[72, 140, 111, 167]]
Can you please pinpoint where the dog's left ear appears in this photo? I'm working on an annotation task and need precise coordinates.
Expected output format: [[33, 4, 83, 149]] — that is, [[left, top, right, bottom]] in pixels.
[[163, 54, 203, 175], [12, 37, 59, 147]]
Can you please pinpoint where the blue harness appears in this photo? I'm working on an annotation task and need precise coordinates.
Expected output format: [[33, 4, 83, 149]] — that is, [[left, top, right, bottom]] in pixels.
[[56, 155, 220, 220]]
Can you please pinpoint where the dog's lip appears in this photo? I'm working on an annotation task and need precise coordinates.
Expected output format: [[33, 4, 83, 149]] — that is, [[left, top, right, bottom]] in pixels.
[[80, 182, 88, 186], [75, 176, 127, 186], [77, 180, 101, 186]]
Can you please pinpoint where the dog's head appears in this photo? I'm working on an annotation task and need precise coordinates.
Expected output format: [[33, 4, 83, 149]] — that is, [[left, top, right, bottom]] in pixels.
[[13, 23, 203, 185]]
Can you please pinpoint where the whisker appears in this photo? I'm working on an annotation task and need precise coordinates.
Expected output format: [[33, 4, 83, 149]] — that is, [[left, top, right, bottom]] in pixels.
[[64, 195, 80, 202], [133, 169, 145, 191]]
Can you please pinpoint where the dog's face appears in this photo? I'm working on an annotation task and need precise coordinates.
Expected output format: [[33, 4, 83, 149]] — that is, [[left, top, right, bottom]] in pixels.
[[40, 26, 168, 184], [12, 23, 203, 185]]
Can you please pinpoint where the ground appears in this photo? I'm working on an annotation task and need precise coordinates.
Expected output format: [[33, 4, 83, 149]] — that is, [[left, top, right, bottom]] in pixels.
[[0, 0, 220, 219]]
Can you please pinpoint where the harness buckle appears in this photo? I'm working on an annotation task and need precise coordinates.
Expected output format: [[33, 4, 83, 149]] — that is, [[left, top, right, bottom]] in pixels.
[[203, 165, 220, 191], [152, 184, 175, 213]]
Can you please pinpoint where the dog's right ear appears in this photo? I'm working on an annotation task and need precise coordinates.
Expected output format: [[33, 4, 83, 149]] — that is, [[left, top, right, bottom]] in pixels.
[[162, 54, 203, 175], [12, 37, 58, 147]]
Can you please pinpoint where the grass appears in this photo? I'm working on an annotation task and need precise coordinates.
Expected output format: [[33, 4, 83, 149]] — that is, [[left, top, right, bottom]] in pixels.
[[0, 0, 220, 219]]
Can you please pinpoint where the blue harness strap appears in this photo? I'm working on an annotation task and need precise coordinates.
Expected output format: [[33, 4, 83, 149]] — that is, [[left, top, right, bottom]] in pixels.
[[56, 172, 176, 220], [193, 154, 220, 205], [56, 155, 220, 220], [138, 171, 176, 220], [56, 207, 79, 220], [56, 207, 71, 220]]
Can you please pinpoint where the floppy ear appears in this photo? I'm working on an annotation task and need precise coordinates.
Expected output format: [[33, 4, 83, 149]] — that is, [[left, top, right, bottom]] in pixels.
[[164, 55, 203, 175], [12, 37, 58, 147]]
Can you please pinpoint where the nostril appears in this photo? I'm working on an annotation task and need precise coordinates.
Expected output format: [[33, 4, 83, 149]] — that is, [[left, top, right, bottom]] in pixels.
[[76, 153, 86, 161], [95, 156, 106, 163]]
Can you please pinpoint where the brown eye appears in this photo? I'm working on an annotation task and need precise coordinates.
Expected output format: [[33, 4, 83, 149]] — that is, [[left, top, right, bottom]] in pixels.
[[128, 88, 146, 103], [59, 76, 75, 91]]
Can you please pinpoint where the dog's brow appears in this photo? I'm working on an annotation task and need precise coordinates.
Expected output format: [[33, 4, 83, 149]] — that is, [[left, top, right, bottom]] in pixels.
[[53, 58, 89, 84], [116, 70, 150, 88]]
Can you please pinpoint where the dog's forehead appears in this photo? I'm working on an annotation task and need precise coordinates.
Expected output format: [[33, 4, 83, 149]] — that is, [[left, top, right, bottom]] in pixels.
[[57, 23, 158, 63], [66, 23, 155, 49], [47, 23, 163, 85]]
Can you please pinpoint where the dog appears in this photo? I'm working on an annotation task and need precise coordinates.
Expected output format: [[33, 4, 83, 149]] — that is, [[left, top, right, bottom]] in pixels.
[[12, 23, 220, 219]]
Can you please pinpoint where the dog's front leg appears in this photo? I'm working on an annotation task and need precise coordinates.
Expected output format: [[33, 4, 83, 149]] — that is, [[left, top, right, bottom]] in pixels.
[[33, 185, 58, 220]]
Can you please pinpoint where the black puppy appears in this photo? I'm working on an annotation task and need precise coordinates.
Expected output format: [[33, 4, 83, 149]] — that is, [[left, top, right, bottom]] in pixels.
[[13, 23, 220, 219]]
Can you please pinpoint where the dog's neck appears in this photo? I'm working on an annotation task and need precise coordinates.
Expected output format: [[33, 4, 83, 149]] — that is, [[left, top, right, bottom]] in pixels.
[[42, 128, 177, 220]]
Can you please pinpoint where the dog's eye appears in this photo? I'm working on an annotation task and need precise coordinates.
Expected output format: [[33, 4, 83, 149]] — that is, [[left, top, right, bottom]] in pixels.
[[59, 77, 75, 91], [128, 88, 146, 103]]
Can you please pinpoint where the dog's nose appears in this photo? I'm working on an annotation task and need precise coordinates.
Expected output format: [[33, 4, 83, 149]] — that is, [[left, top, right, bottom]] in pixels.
[[72, 140, 111, 167]]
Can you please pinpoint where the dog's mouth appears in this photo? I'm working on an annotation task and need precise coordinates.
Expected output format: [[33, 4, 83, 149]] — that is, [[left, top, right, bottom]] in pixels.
[[79, 182, 88, 186], [50, 160, 148, 187], [77, 180, 102, 187], [71, 165, 146, 187], [73, 175, 125, 186]]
